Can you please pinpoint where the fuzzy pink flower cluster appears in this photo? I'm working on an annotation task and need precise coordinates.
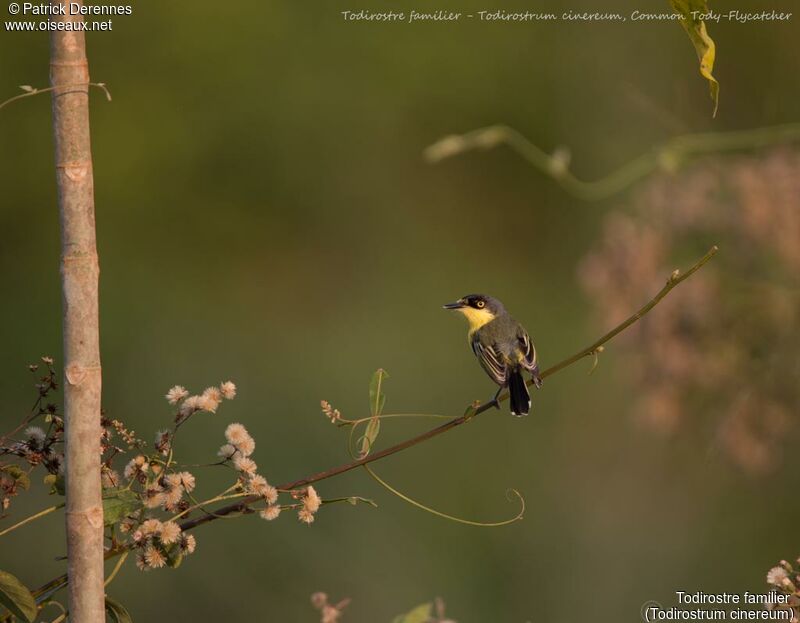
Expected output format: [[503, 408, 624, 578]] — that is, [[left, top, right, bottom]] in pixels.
[[310, 592, 351, 623], [130, 518, 196, 571], [216, 423, 283, 519], [123, 453, 197, 514], [764, 558, 800, 620], [166, 381, 237, 423], [293, 485, 322, 525]]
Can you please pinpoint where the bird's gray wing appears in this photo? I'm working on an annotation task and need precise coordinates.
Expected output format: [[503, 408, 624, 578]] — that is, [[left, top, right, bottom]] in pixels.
[[517, 327, 537, 372], [471, 334, 507, 385]]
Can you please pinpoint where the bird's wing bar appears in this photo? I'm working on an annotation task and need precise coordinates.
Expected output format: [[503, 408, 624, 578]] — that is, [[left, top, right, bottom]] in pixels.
[[471, 336, 507, 385], [518, 329, 537, 371]]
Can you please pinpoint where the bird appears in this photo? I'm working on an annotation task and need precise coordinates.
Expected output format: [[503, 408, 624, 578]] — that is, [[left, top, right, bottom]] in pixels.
[[443, 294, 541, 416]]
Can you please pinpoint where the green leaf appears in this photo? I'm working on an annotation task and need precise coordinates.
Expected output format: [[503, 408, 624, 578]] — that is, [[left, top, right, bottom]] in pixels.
[[392, 602, 432, 623], [360, 419, 380, 458], [361, 369, 388, 458], [369, 368, 388, 417], [0, 570, 37, 623], [102, 488, 142, 526], [43, 473, 65, 496], [1, 465, 30, 491], [105, 596, 133, 623], [669, 0, 719, 116]]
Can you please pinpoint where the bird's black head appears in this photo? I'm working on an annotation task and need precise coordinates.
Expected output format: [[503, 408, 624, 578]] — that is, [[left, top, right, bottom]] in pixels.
[[443, 294, 506, 315]]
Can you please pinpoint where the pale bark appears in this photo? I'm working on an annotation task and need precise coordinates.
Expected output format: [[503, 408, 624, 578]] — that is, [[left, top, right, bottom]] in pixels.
[[49, 2, 105, 621]]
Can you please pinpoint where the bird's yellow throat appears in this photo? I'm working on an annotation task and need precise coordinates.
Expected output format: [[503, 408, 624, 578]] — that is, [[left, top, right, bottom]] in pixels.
[[458, 307, 496, 335]]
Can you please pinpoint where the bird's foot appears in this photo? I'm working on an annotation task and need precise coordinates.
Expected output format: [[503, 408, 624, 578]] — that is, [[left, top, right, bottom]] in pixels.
[[488, 387, 503, 410]]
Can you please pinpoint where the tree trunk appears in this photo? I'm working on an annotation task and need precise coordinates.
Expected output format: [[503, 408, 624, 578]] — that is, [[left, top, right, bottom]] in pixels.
[[49, 2, 105, 621]]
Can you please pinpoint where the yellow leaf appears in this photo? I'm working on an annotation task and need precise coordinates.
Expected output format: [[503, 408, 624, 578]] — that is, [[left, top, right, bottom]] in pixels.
[[670, 0, 719, 116], [392, 603, 432, 623]]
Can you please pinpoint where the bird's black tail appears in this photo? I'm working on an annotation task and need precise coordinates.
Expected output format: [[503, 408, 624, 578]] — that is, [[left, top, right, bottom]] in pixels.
[[508, 368, 530, 417]]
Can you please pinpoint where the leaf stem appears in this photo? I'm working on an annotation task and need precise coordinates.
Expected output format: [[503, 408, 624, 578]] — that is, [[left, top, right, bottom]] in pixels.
[[168, 487, 245, 522], [425, 123, 800, 200], [0, 82, 111, 112], [321, 496, 378, 508], [0, 502, 64, 538], [103, 551, 128, 588], [363, 464, 524, 527]]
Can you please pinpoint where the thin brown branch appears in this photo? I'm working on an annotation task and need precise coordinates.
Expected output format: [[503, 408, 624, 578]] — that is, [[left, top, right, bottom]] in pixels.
[[179, 245, 719, 532], [0, 396, 44, 447], [0, 362, 57, 446], [0, 82, 111, 113]]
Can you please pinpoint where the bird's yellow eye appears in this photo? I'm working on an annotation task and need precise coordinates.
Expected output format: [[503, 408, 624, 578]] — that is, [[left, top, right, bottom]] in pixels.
[[476, 300, 485, 308]]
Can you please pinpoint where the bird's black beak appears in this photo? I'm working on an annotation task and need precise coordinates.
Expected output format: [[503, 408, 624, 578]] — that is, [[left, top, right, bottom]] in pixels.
[[443, 300, 465, 310]]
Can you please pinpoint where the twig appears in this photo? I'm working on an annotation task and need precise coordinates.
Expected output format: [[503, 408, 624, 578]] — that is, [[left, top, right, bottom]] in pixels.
[[0, 502, 64, 538], [543, 248, 719, 377], [32, 545, 122, 602], [0, 83, 111, 113], [38, 599, 67, 623], [103, 551, 128, 588], [178, 245, 719, 532], [0, 381, 52, 447], [424, 124, 800, 200]]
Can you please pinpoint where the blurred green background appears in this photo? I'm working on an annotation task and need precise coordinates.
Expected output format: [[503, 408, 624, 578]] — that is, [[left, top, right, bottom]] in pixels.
[[2, 0, 799, 620]]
